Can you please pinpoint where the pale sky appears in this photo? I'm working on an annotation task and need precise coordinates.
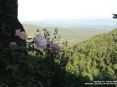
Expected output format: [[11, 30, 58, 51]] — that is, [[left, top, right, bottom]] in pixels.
[[18, 0, 117, 21]]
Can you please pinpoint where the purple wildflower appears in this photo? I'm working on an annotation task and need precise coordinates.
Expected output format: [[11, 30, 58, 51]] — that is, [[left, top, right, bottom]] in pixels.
[[33, 34, 47, 49], [49, 42, 60, 53]]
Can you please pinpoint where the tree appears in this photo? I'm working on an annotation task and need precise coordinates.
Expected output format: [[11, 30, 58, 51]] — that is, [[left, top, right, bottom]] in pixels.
[[0, 0, 26, 49]]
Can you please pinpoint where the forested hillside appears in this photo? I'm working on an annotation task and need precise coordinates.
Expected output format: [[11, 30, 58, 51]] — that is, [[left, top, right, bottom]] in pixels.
[[0, 29, 116, 87], [65, 29, 117, 86]]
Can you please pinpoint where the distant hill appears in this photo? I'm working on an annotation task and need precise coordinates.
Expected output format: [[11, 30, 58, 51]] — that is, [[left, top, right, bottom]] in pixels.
[[21, 19, 117, 31], [23, 23, 108, 43]]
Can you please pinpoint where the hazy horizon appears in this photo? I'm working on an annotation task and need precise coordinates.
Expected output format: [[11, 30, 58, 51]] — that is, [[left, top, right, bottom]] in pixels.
[[21, 19, 117, 33], [21, 19, 117, 27]]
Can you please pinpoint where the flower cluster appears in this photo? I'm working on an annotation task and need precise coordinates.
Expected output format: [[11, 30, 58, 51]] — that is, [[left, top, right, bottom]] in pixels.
[[49, 42, 60, 53], [15, 29, 27, 40], [9, 42, 17, 48], [33, 34, 47, 49], [10, 28, 61, 53], [33, 34, 61, 53]]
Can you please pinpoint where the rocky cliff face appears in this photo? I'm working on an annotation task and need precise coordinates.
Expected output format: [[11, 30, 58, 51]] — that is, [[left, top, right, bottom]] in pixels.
[[0, 0, 26, 48]]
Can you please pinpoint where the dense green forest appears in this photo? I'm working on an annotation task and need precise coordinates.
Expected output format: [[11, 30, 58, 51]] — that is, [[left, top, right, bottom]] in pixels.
[[0, 28, 117, 87]]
